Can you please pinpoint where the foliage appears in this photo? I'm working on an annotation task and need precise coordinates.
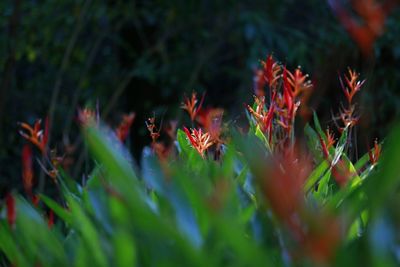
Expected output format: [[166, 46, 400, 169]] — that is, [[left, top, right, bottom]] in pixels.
[[1, 53, 400, 266]]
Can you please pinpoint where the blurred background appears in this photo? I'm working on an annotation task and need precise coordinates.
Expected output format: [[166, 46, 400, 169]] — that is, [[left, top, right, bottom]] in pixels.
[[1, 0, 400, 192]]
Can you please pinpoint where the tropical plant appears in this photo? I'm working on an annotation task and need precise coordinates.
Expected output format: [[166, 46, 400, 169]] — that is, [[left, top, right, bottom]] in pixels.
[[1, 55, 399, 267]]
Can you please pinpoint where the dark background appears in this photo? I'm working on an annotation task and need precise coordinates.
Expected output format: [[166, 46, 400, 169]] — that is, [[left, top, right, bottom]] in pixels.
[[1, 0, 400, 193]]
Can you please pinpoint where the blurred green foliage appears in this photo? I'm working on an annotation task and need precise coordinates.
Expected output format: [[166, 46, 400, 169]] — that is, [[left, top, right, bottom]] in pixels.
[[0, 112, 399, 266]]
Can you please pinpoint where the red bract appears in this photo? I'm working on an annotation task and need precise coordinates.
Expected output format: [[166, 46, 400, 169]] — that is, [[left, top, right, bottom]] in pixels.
[[5, 193, 16, 227], [287, 67, 313, 97], [339, 68, 365, 105], [181, 92, 205, 122], [22, 144, 34, 196], [283, 67, 294, 118], [325, 128, 336, 150], [247, 96, 275, 135], [183, 127, 214, 158], [115, 112, 135, 142], [19, 117, 49, 154], [368, 139, 381, 165], [335, 69, 365, 131], [318, 128, 336, 160], [318, 134, 330, 160], [262, 54, 281, 89], [276, 68, 300, 136]]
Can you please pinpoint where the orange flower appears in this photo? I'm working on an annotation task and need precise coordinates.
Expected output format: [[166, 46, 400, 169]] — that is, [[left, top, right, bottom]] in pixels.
[[115, 112, 135, 142], [183, 127, 214, 158], [181, 92, 205, 121], [19, 117, 49, 154]]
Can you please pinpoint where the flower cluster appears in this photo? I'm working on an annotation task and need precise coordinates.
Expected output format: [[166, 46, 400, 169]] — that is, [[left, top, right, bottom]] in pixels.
[[183, 127, 214, 158], [249, 55, 313, 148]]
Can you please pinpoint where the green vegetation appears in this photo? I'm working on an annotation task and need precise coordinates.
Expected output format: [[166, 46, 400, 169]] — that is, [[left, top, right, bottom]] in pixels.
[[1, 54, 399, 266]]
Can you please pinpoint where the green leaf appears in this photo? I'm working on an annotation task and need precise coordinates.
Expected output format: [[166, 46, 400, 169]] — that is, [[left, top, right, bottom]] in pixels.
[[255, 125, 271, 152], [304, 123, 323, 161], [304, 160, 330, 193], [113, 230, 137, 267], [332, 126, 348, 166], [67, 195, 108, 267], [177, 129, 192, 156], [40, 194, 72, 225], [313, 111, 325, 139]]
